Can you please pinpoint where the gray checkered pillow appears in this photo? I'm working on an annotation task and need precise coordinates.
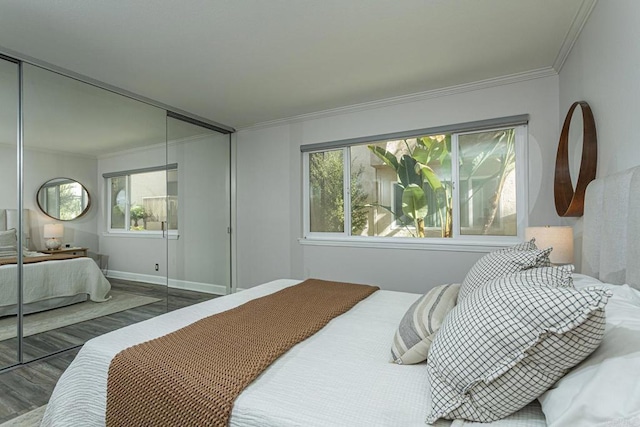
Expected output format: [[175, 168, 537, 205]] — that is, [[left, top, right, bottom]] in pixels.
[[425, 268, 610, 424], [458, 241, 552, 301], [391, 283, 460, 365]]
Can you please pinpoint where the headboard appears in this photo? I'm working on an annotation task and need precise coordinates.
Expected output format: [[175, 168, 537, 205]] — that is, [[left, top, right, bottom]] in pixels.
[[582, 165, 640, 289], [0, 209, 31, 249]]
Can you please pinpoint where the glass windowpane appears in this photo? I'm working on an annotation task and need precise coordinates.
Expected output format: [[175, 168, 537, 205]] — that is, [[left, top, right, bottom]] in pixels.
[[110, 176, 126, 229], [458, 129, 517, 236], [309, 150, 344, 233], [349, 135, 452, 238]]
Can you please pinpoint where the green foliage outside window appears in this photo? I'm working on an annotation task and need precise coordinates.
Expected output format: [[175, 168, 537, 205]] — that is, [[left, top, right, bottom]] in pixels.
[[309, 150, 368, 234]]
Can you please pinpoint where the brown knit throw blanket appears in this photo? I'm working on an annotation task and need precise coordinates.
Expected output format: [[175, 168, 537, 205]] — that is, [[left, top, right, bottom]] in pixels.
[[105, 279, 379, 426]]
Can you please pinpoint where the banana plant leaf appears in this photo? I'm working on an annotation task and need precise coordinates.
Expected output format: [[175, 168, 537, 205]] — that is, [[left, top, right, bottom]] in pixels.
[[368, 145, 399, 171], [397, 155, 422, 188], [402, 184, 428, 220], [416, 163, 443, 190], [412, 145, 431, 164]]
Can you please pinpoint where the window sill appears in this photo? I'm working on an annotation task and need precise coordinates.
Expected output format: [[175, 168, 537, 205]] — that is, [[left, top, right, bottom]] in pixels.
[[102, 232, 180, 240], [298, 236, 521, 253]]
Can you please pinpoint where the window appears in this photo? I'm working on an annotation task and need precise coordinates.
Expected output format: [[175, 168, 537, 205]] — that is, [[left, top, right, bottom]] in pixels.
[[105, 165, 178, 234], [302, 117, 527, 245]]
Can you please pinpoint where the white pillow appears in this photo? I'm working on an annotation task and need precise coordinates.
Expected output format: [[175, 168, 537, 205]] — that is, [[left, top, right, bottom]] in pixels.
[[0, 228, 17, 248], [390, 283, 460, 365], [426, 268, 610, 423], [539, 282, 640, 426], [458, 244, 552, 301]]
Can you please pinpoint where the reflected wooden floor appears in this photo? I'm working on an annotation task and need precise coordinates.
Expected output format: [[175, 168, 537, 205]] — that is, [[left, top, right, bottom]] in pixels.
[[0, 279, 218, 423]]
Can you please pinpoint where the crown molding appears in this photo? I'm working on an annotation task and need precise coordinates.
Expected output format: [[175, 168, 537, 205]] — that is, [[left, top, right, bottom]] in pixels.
[[240, 67, 558, 131], [96, 133, 212, 160], [553, 0, 598, 72]]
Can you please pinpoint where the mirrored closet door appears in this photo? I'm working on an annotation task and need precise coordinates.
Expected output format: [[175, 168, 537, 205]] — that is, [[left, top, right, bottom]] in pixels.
[[166, 116, 231, 310], [21, 64, 170, 362], [0, 53, 233, 369], [0, 56, 19, 370]]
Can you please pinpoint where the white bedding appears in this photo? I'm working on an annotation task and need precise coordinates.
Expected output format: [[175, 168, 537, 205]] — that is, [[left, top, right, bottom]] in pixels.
[[42, 279, 546, 427], [0, 257, 111, 314]]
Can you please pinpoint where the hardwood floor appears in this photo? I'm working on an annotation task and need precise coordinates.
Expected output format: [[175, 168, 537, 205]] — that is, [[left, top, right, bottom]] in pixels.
[[0, 279, 218, 424]]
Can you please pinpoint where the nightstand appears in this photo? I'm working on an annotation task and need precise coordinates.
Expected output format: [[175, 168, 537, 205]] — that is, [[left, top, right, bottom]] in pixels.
[[40, 247, 88, 257]]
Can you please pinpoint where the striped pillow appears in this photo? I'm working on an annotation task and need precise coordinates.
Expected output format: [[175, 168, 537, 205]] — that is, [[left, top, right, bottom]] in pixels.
[[391, 283, 460, 365], [0, 245, 17, 257]]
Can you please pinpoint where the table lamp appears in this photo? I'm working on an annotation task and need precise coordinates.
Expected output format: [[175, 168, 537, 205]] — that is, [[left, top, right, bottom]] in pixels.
[[525, 226, 574, 265], [44, 223, 64, 250]]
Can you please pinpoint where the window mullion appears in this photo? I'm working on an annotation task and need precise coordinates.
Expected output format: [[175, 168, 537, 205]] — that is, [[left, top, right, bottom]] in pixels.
[[451, 133, 461, 239], [107, 178, 112, 231], [125, 176, 131, 231], [343, 147, 351, 236], [515, 125, 528, 238], [302, 153, 311, 237]]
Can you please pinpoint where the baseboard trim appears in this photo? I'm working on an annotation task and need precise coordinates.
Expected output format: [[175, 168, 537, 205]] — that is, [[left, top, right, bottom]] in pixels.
[[106, 270, 228, 295]]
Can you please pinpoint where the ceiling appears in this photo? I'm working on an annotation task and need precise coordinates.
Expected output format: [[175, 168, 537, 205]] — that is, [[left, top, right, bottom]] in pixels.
[[0, 0, 590, 130]]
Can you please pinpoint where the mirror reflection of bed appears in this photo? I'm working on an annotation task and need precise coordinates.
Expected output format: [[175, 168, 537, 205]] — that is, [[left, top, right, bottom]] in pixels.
[[0, 205, 218, 362]]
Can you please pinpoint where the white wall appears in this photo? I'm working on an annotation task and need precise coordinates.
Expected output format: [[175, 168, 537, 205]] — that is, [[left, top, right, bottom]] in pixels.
[[0, 144, 99, 252], [558, 1, 640, 271], [559, 0, 640, 177], [236, 75, 561, 292]]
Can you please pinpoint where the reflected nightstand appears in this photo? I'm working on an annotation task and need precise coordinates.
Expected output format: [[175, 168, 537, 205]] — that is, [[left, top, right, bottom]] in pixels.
[[40, 247, 88, 257]]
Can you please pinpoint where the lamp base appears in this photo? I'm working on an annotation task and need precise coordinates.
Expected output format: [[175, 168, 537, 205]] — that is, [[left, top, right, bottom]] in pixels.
[[45, 238, 62, 250]]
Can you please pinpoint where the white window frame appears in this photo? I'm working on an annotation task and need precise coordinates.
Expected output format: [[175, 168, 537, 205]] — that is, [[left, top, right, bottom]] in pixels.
[[104, 166, 179, 238], [301, 120, 528, 252]]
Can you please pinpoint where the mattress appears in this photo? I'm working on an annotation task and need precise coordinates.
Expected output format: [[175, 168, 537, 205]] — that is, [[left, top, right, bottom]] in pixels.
[[0, 257, 111, 316], [42, 279, 546, 426]]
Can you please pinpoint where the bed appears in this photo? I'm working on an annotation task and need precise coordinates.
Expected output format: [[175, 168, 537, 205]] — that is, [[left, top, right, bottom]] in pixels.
[[41, 165, 640, 427], [0, 255, 111, 317], [0, 208, 111, 317]]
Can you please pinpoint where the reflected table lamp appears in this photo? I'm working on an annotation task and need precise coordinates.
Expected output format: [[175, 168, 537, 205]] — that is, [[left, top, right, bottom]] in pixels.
[[525, 226, 574, 265], [44, 223, 64, 250]]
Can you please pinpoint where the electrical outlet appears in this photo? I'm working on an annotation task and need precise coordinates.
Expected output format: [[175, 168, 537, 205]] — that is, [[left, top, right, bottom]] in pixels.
[[154, 263, 159, 271]]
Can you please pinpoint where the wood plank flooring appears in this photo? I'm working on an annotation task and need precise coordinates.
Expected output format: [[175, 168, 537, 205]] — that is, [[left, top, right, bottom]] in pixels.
[[0, 279, 218, 423]]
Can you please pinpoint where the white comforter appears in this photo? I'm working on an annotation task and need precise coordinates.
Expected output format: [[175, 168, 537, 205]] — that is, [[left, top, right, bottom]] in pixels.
[[0, 257, 110, 308], [42, 279, 546, 427]]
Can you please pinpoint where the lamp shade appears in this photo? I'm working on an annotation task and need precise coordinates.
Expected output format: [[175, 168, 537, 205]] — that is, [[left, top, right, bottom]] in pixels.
[[43, 223, 64, 238], [525, 226, 574, 264]]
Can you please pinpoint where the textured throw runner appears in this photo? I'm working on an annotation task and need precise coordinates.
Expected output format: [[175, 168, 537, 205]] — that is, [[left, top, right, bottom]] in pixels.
[[105, 279, 379, 426]]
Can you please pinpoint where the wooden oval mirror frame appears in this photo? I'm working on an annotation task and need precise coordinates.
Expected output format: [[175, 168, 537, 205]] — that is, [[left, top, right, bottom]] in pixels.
[[37, 177, 91, 221], [554, 101, 597, 217]]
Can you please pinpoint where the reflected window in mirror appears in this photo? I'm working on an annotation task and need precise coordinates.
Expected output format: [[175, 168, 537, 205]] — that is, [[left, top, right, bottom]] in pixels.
[[105, 165, 178, 234], [37, 178, 91, 221]]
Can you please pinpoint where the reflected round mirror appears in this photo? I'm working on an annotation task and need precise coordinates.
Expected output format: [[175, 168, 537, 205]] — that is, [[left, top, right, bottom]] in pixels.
[[36, 177, 91, 220]]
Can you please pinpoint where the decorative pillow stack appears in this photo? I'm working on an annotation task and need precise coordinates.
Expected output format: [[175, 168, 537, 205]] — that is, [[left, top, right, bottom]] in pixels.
[[391, 239, 553, 366], [0, 228, 17, 258], [425, 266, 611, 423], [458, 240, 552, 301], [391, 283, 460, 364]]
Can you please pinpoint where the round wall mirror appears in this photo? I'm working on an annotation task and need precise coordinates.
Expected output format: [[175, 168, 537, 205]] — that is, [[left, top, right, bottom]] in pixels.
[[37, 178, 91, 221]]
